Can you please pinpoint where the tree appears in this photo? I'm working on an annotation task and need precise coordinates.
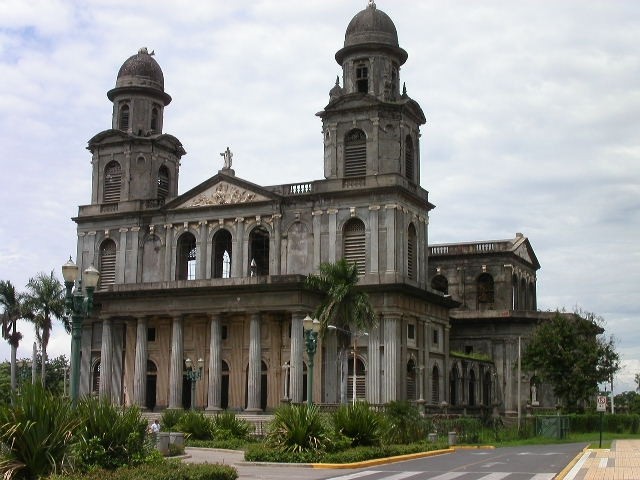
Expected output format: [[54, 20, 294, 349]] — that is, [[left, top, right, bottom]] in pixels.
[[305, 259, 376, 403], [635, 373, 640, 392], [522, 310, 620, 412], [0, 280, 24, 395], [23, 271, 67, 387]]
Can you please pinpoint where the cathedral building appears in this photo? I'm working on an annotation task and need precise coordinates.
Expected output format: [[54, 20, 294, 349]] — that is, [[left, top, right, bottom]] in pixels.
[[72, 3, 552, 414]]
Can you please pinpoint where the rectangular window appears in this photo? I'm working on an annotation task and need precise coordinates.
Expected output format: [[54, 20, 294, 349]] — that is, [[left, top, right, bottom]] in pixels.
[[432, 329, 439, 346], [221, 325, 228, 340], [465, 345, 473, 355], [147, 327, 156, 342], [407, 324, 415, 340]]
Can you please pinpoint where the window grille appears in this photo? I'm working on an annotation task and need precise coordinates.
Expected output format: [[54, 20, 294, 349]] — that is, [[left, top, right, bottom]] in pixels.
[[99, 239, 116, 287], [343, 219, 365, 275], [157, 166, 169, 202], [119, 104, 129, 131], [344, 129, 366, 177], [407, 223, 417, 280], [356, 64, 368, 93], [405, 135, 414, 181], [431, 365, 440, 404], [103, 161, 122, 203], [151, 107, 158, 131], [477, 273, 495, 305]]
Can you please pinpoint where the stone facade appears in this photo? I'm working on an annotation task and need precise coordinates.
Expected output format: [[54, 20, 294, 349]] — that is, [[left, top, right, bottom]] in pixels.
[[71, 5, 551, 414]]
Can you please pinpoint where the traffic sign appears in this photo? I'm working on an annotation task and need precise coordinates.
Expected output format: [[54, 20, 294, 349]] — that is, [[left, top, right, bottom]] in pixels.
[[597, 395, 607, 412]]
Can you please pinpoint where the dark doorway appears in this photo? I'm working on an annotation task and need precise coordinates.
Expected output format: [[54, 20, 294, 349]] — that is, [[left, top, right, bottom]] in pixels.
[[182, 375, 191, 410], [146, 360, 157, 411], [221, 360, 230, 409]]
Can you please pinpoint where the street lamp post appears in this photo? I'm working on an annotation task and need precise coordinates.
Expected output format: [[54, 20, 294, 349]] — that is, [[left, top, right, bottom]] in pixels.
[[185, 357, 204, 410], [327, 324, 368, 405], [61, 257, 100, 407], [302, 315, 320, 405]]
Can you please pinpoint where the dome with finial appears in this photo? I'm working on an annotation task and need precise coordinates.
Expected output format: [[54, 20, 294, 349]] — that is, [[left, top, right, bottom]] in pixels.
[[108, 47, 171, 104], [335, 2, 407, 65]]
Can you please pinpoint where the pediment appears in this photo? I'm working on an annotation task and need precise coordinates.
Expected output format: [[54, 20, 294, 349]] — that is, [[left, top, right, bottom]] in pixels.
[[174, 180, 271, 209], [512, 238, 540, 269]]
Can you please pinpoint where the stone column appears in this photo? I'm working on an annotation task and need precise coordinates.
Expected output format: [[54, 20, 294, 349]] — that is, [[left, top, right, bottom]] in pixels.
[[366, 323, 381, 404], [323, 332, 338, 403], [99, 317, 113, 401], [368, 206, 380, 273], [198, 221, 208, 280], [130, 226, 140, 283], [312, 210, 322, 271], [79, 323, 92, 396], [290, 312, 304, 403], [133, 316, 148, 408], [232, 218, 244, 278], [117, 228, 128, 284], [385, 205, 397, 273], [423, 318, 431, 403], [163, 224, 173, 281], [86, 231, 97, 268], [206, 314, 223, 411], [444, 324, 451, 405], [272, 214, 282, 275], [328, 209, 338, 262], [111, 321, 124, 405], [246, 313, 262, 411], [383, 314, 399, 402], [168, 316, 184, 409]]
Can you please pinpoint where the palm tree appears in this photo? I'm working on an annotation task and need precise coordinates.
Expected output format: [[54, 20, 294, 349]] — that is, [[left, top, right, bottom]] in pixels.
[[24, 271, 66, 387], [0, 280, 24, 394], [305, 259, 376, 403]]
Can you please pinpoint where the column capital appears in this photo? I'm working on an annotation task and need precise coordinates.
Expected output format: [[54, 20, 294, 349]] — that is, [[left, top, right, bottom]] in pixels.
[[119, 227, 129, 233], [235, 217, 245, 223], [327, 208, 338, 215], [312, 210, 324, 216], [131, 226, 141, 232], [368, 205, 381, 211]]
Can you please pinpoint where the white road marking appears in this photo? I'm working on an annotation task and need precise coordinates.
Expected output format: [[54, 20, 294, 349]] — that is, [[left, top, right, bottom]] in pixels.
[[530, 474, 555, 480], [476, 473, 510, 479]]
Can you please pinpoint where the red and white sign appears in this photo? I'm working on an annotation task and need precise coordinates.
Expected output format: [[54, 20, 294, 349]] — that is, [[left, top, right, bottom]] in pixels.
[[596, 395, 607, 412]]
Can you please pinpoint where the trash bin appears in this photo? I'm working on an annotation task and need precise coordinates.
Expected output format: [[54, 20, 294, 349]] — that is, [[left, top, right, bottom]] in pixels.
[[448, 431, 457, 446], [428, 433, 438, 443], [156, 432, 169, 455], [169, 432, 184, 449]]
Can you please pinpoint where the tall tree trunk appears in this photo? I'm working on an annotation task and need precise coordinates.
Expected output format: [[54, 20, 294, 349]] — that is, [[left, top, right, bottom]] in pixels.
[[10, 343, 17, 395]]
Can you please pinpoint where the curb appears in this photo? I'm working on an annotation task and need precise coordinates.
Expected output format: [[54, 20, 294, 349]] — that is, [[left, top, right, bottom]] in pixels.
[[555, 445, 590, 480], [311, 447, 456, 469]]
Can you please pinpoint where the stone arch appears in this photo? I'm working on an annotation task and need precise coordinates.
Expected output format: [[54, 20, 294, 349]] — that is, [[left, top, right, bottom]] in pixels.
[[176, 231, 197, 280]]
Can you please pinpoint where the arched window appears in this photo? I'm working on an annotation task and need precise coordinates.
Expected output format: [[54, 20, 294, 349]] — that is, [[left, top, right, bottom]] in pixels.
[[469, 369, 476, 406], [249, 226, 269, 276], [405, 135, 415, 182], [344, 129, 366, 177], [119, 104, 129, 131], [431, 365, 440, 404], [512, 274, 519, 310], [343, 218, 365, 275], [431, 275, 448, 295], [450, 364, 460, 406], [98, 239, 116, 287], [176, 232, 197, 280], [406, 359, 417, 400], [520, 278, 528, 311], [157, 166, 169, 202], [103, 161, 122, 203], [529, 281, 536, 310], [482, 371, 492, 406], [150, 107, 159, 131], [212, 229, 232, 279], [477, 273, 494, 308], [347, 357, 366, 402], [407, 223, 417, 280], [92, 360, 101, 393], [356, 62, 369, 93]]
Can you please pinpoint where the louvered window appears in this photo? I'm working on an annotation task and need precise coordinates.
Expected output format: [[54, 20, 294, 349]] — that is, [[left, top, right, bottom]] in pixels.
[[119, 104, 129, 131], [347, 357, 366, 401], [407, 223, 417, 280], [150, 107, 158, 131], [343, 219, 365, 275], [407, 360, 417, 400], [157, 166, 169, 202], [103, 161, 122, 203], [344, 129, 366, 177], [405, 135, 414, 181], [99, 239, 116, 287]]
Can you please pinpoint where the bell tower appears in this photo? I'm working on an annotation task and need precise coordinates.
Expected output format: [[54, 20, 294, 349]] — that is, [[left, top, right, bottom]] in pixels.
[[318, 2, 425, 184], [87, 48, 185, 207]]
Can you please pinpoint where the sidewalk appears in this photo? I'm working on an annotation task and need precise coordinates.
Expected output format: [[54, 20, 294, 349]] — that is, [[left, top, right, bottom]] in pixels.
[[560, 439, 640, 479]]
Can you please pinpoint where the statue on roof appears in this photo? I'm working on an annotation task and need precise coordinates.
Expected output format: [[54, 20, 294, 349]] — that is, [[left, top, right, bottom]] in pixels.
[[220, 147, 233, 169]]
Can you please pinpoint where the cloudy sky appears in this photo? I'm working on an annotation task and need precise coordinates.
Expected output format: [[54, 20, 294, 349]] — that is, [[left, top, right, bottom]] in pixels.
[[0, 0, 638, 393]]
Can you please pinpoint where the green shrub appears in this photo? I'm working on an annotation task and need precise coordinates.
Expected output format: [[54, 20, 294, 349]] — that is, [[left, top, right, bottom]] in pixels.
[[49, 459, 238, 480], [332, 402, 383, 446], [176, 411, 215, 440], [266, 404, 330, 453], [0, 384, 82, 479], [187, 438, 248, 450], [244, 444, 321, 463], [382, 401, 429, 444], [211, 411, 252, 440], [75, 397, 150, 470], [323, 442, 438, 463], [160, 409, 184, 431]]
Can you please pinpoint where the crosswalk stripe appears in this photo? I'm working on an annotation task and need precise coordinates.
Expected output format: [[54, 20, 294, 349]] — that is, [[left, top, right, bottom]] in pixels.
[[323, 471, 383, 480], [476, 473, 510, 479], [425, 473, 467, 480], [381, 472, 422, 480], [530, 474, 555, 480]]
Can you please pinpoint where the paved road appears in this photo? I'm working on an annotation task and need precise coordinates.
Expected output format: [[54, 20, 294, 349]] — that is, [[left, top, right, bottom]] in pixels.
[[186, 443, 586, 480]]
